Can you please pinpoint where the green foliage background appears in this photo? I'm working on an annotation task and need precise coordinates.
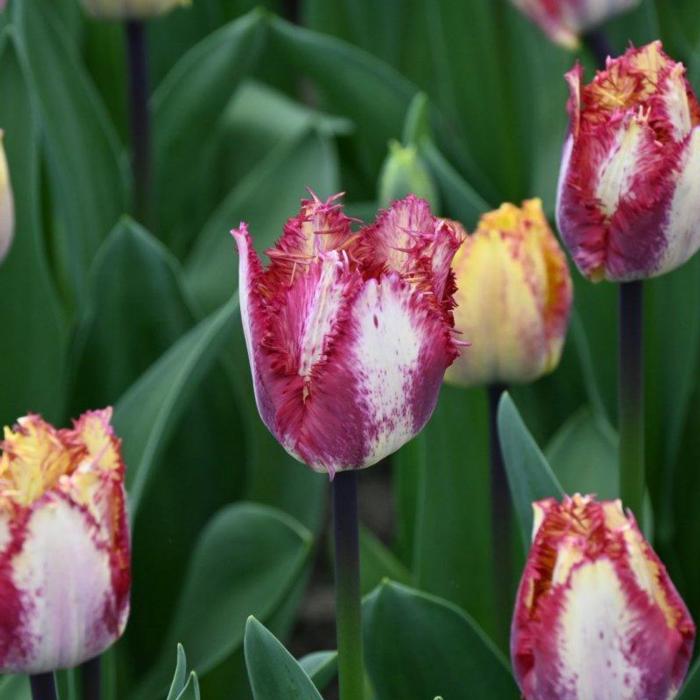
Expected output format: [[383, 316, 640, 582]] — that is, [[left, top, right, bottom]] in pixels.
[[0, 0, 699, 697]]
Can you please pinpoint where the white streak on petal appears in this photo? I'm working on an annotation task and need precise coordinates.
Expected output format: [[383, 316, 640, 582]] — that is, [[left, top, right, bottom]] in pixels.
[[555, 135, 574, 233], [351, 278, 422, 467], [596, 120, 644, 217], [557, 558, 642, 700], [11, 499, 112, 672], [663, 65, 692, 141], [657, 128, 700, 276]]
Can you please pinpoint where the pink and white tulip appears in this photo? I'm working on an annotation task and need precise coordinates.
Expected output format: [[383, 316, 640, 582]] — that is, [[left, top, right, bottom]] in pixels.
[[510, 0, 640, 50], [512, 495, 696, 700], [232, 193, 464, 477], [557, 41, 700, 282], [0, 409, 130, 673]]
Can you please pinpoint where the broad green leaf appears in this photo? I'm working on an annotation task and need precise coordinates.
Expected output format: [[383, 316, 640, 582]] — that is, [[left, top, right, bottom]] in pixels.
[[498, 393, 564, 548], [679, 659, 700, 700], [152, 10, 267, 254], [419, 140, 490, 224], [114, 296, 239, 517], [185, 127, 340, 316], [360, 526, 412, 596], [363, 581, 518, 700], [298, 651, 338, 692], [546, 407, 618, 500], [0, 675, 30, 699], [135, 504, 312, 699], [69, 219, 193, 412], [0, 31, 66, 426], [13, 0, 127, 302], [244, 618, 323, 700], [408, 385, 497, 639], [267, 15, 417, 179]]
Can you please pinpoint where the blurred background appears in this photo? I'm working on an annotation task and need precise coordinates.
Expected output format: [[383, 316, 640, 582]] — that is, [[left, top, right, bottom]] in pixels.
[[0, 0, 699, 698]]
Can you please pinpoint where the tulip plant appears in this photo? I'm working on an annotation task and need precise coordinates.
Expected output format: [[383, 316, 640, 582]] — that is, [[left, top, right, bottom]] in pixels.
[[0, 0, 699, 700]]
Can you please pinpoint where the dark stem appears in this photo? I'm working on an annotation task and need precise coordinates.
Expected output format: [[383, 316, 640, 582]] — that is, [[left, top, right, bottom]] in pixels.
[[619, 281, 645, 521], [333, 471, 365, 700], [82, 656, 101, 700], [582, 29, 615, 69], [488, 383, 512, 642], [30, 673, 58, 700], [125, 20, 151, 225]]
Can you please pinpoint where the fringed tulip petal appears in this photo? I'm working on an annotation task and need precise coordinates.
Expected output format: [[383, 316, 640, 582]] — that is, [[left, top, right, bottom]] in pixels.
[[445, 199, 572, 387], [511, 0, 641, 50], [0, 410, 130, 673], [232, 194, 461, 476], [557, 42, 700, 281], [512, 495, 695, 700]]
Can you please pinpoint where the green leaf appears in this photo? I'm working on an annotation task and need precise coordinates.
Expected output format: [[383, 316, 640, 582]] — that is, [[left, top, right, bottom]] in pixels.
[[267, 15, 417, 178], [244, 618, 323, 700], [135, 504, 312, 698], [13, 0, 127, 302], [0, 675, 30, 699], [406, 385, 497, 639], [678, 659, 700, 700], [545, 407, 618, 500], [298, 651, 338, 692], [185, 127, 340, 316], [360, 526, 412, 596], [419, 140, 490, 224], [114, 296, 239, 518], [363, 581, 518, 700], [498, 393, 564, 549], [0, 30, 66, 426], [166, 645, 189, 700], [152, 10, 267, 255]]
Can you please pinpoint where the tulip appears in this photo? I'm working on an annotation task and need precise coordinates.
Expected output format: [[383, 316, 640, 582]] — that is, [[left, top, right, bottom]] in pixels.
[[557, 41, 700, 282], [378, 141, 439, 211], [81, 0, 189, 19], [445, 199, 572, 388], [512, 494, 696, 700], [0, 409, 130, 673], [510, 0, 640, 50], [232, 193, 464, 478], [0, 131, 14, 264]]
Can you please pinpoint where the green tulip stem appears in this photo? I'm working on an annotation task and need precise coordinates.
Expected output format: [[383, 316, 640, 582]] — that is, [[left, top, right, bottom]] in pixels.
[[333, 470, 365, 700], [619, 280, 645, 521], [29, 673, 58, 700], [488, 383, 512, 642], [125, 20, 151, 225], [81, 655, 101, 700]]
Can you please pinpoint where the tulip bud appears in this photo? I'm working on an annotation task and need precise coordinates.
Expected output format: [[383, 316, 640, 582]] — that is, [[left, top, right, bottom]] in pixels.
[[510, 0, 640, 50], [378, 141, 439, 211], [81, 0, 189, 20], [512, 495, 696, 700], [445, 199, 572, 387], [0, 409, 130, 673], [557, 42, 700, 282], [0, 131, 14, 264], [232, 193, 464, 478]]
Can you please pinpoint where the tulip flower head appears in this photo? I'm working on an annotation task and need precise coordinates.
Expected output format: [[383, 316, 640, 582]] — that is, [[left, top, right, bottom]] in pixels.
[[511, 0, 640, 50], [0, 131, 14, 264], [512, 494, 695, 700], [445, 199, 572, 388], [557, 41, 700, 282], [0, 409, 130, 673], [233, 193, 464, 477], [81, 0, 189, 20]]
